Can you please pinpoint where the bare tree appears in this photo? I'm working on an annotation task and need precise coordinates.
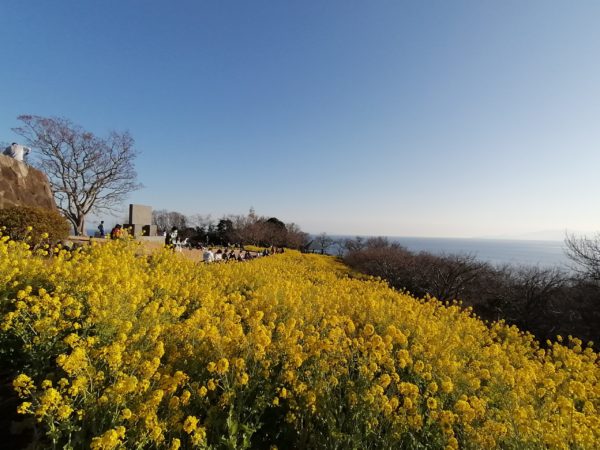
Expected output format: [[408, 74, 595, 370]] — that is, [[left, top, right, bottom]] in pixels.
[[286, 223, 310, 250], [152, 209, 188, 234], [229, 212, 260, 245], [13, 115, 142, 235], [228, 209, 267, 245], [343, 236, 366, 253], [424, 253, 488, 301], [187, 213, 213, 230], [565, 233, 600, 281], [315, 232, 334, 254], [509, 265, 565, 330]]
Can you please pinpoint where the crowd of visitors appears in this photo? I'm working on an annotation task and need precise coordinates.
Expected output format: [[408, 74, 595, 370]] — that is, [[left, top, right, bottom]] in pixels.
[[163, 226, 284, 262], [200, 247, 281, 263], [92, 224, 285, 263]]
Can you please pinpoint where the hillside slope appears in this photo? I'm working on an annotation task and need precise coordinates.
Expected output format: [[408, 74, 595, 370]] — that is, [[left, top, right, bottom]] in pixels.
[[1, 238, 598, 449]]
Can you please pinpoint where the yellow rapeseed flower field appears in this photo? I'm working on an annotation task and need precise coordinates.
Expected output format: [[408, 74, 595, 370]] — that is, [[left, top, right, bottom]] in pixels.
[[1, 235, 599, 449]]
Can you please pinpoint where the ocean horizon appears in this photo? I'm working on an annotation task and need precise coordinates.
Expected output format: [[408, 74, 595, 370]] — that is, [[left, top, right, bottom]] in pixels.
[[325, 235, 569, 268]]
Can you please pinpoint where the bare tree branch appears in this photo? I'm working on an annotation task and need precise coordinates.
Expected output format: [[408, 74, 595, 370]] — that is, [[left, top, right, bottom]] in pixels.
[[13, 115, 142, 235], [565, 233, 600, 281]]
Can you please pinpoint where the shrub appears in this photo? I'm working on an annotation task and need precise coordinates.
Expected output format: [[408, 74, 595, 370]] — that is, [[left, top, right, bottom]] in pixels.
[[0, 206, 70, 247]]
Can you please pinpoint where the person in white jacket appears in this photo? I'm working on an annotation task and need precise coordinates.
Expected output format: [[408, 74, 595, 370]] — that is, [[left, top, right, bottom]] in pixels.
[[203, 249, 215, 263], [3, 143, 31, 162]]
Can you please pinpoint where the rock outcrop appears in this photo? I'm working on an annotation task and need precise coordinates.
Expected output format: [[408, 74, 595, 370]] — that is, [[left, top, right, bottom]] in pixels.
[[0, 154, 56, 210]]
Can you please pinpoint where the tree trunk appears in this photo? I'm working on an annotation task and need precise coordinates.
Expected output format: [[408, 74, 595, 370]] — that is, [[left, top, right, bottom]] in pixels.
[[74, 215, 86, 236]]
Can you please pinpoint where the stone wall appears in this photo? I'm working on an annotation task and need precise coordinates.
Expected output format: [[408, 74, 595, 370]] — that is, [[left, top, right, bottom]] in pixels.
[[0, 154, 56, 210]]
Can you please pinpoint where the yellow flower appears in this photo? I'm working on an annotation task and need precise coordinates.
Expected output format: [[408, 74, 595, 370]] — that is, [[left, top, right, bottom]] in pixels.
[[446, 436, 459, 450], [90, 429, 123, 450], [57, 405, 73, 421], [216, 358, 229, 374], [234, 358, 246, 370], [237, 372, 249, 386], [378, 373, 392, 389], [17, 401, 33, 414], [13, 373, 35, 397], [191, 426, 207, 446], [441, 380, 454, 394], [183, 415, 198, 434], [181, 389, 191, 405]]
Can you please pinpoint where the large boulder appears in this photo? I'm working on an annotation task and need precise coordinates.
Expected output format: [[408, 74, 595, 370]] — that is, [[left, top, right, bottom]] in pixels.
[[0, 154, 56, 210]]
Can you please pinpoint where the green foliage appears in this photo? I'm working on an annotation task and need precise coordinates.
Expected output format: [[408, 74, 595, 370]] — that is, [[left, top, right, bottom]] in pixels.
[[0, 206, 70, 247]]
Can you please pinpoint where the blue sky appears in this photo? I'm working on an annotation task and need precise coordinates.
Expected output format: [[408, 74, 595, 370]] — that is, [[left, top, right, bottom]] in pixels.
[[2, 1, 599, 238]]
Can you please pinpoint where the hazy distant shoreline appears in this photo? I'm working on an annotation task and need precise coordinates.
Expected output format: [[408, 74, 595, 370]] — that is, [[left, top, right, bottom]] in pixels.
[[324, 235, 568, 267]]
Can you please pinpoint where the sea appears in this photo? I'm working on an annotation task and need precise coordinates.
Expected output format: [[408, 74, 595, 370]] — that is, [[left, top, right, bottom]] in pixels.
[[326, 236, 570, 268]]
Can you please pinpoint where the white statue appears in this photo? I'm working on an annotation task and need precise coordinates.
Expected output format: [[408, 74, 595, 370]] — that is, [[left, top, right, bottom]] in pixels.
[[3, 143, 31, 162]]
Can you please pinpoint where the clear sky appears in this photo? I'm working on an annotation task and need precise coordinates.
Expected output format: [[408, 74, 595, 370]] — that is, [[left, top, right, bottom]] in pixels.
[[2, 1, 599, 238]]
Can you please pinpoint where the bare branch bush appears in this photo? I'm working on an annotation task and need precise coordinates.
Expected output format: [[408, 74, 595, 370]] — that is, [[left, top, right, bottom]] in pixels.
[[565, 233, 600, 281], [343, 237, 597, 345]]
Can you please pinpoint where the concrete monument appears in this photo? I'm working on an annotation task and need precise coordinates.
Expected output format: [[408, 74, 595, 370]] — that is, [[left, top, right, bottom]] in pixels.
[[124, 204, 157, 236]]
